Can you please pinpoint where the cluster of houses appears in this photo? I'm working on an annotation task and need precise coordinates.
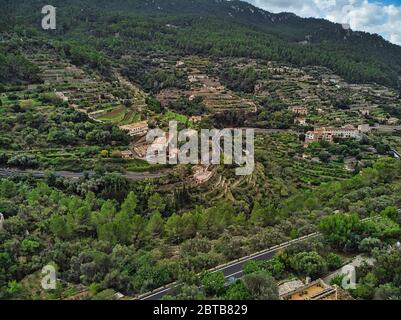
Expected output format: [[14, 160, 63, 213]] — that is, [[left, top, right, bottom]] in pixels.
[[157, 66, 257, 113], [305, 124, 369, 144]]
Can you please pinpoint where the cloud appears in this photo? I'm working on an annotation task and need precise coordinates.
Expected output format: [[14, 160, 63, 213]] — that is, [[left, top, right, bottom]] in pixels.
[[244, 0, 401, 45]]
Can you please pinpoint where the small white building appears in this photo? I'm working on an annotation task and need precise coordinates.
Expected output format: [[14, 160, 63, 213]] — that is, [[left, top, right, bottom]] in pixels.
[[121, 150, 134, 159], [358, 124, 371, 133], [119, 121, 149, 137], [289, 106, 308, 116], [295, 118, 307, 126]]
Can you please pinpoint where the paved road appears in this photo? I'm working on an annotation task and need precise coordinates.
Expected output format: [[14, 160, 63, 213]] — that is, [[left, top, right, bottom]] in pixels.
[[138, 207, 378, 300], [0, 168, 166, 181], [139, 232, 320, 300], [141, 218, 373, 300]]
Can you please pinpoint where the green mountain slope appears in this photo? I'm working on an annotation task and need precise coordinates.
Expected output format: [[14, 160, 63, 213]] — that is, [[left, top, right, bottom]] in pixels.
[[1, 0, 401, 88]]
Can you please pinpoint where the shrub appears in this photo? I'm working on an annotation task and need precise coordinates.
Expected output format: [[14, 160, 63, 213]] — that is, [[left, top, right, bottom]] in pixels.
[[290, 251, 327, 278], [0, 153, 8, 165], [325, 253, 343, 270], [359, 237, 382, 253], [7, 154, 38, 168], [200, 271, 226, 297]]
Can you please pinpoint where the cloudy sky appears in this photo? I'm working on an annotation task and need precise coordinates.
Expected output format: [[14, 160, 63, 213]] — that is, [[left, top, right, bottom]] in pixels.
[[244, 0, 401, 45]]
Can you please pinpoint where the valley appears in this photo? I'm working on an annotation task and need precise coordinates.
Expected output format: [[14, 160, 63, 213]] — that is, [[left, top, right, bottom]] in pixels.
[[1, 0, 401, 303]]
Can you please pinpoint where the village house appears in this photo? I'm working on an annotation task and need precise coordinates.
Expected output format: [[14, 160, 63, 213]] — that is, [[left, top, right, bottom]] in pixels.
[[132, 144, 148, 159], [359, 108, 370, 116], [121, 150, 134, 159], [294, 117, 307, 126], [305, 125, 361, 144], [358, 124, 371, 133], [119, 121, 149, 137], [289, 106, 308, 116], [189, 115, 202, 123]]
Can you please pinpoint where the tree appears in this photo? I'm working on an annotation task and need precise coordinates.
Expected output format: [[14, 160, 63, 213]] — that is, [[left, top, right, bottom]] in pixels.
[[5, 280, 22, 299], [363, 216, 401, 239], [148, 193, 166, 214], [225, 281, 251, 300], [354, 272, 377, 300], [7, 154, 38, 169], [262, 258, 285, 279], [358, 237, 382, 253], [290, 251, 327, 278], [243, 261, 261, 275], [49, 215, 73, 239], [373, 250, 401, 285], [319, 213, 361, 249], [131, 214, 147, 245], [325, 253, 343, 270], [203, 201, 235, 238], [176, 285, 206, 300], [120, 192, 138, 216], [318, 151, 331, 163], [374, 284, 400, 300], [100, 150, 109, 157], [146, 212, 164, 236], [242, 272, 279, 300], [200, 271, 226, 297], [380, 206, 399, 222], [102, 270, 130, 293], [146, 96, 162, 114], [165, 213, 184, 243], [113, 211, 133, 244], [0, 153, 8, 165], [250, 201, 276, 227], [181, 236, 211, 256], [216, 234, 244, 260]]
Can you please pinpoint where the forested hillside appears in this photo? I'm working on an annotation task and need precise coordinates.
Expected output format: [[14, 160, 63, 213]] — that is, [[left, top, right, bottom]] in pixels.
[[1, 0, 401, 87]]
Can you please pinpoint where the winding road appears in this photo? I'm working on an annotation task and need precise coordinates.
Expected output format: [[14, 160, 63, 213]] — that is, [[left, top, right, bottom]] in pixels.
[[138, 216, 378, 300], [138, 232, 320, 300], [0, 168, 166, 181]]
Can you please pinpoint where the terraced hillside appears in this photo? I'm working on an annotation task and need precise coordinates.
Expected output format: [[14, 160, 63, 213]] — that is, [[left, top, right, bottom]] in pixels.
[[26, 49, 147, 124], [184, 132, 357, 209], [157, 58, 257, 113]]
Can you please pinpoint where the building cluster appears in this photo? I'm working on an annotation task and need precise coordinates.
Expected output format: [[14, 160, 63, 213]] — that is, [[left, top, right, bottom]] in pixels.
[[305, 124, 366, 144], [279, 279, 353, 301]]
